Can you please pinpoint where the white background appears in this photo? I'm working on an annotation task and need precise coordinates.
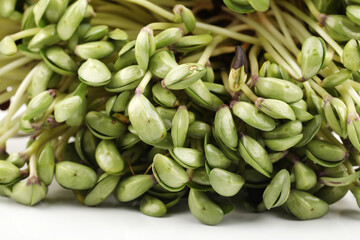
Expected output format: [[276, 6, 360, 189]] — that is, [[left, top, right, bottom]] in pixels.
[[1, 113, 360, 240]]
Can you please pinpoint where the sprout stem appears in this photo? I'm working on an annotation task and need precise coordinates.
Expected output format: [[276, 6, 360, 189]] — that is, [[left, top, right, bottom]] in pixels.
[[22, 124, 68, 158], [269, 1, 299, 55], [0, 116, 20, 149], [258, 34, 300, 79], [197, 35, 225, 66], [196, 22, 260, 44], [1, 66, 38, 134], [0, 57, 32, 77], [338, 85, 357, 113], [28, 154, 38, 178], [308, 80, 331, 98], [240, 84, 258, 103], [249, 44, 261, 77], [10, 28, 40, 41], [137, 70, 153, 93], [278, 1, 343, 58], [343, 81, 360, 107], [122, 0, 177, 22]]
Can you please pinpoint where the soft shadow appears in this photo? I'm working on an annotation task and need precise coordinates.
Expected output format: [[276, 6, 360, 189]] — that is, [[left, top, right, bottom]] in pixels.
[[220, 212, 260, 226], [166, 199, 189, 215], [270, 207, 298, 221], [339, 209, 360, 220]]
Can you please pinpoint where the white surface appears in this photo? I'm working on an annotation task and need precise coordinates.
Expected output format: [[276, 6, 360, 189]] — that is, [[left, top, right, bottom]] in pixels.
[[0, 114, 359, 240]]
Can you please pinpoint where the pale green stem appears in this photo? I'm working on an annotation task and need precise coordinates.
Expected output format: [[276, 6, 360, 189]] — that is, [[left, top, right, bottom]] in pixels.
[[0, 116, 20, 149], [147, 22, 183, 30], [196, 22, 260, 44], [278, 1, 343, 58], [312, 75, 322, 85], [332, 54, 342, 63], [249, 44, 261, 77], [258, 34, 300, 79], [137, 70, 153, 93], [228, 10, 302, 78], [0, 94, 25, 131], [338, 85, 357, 113], [28, 154, 38, 178], [344, 160, 355, 175], [10, 28, 40, 41], [0, 57, 32, 77], [281, 12, 312, 42], [179, 52, 202, 64], [197, 35, 225, 66], [228, 24, 251, 32], [308, 80, 330, 98], [122, 0, 177, 22], [328, 61, 340, 73], [116, 0, 261, 44], [241, 84, 258, 102], [221, 70, 235, 98], [350, 80, 360, 92], [344, 161, 360, 186], [58, 76, 75, 93], [303, 81, 315, 100], [257, 12, 298, 56], [304, 0, 322, 21], [212, 46, 237, 56], [1, 65, 38, 133], [23, 124, 68, 158], [343, 81, 360, 107], [180, 45, 235, 64], [269, 0, 299, 55]]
